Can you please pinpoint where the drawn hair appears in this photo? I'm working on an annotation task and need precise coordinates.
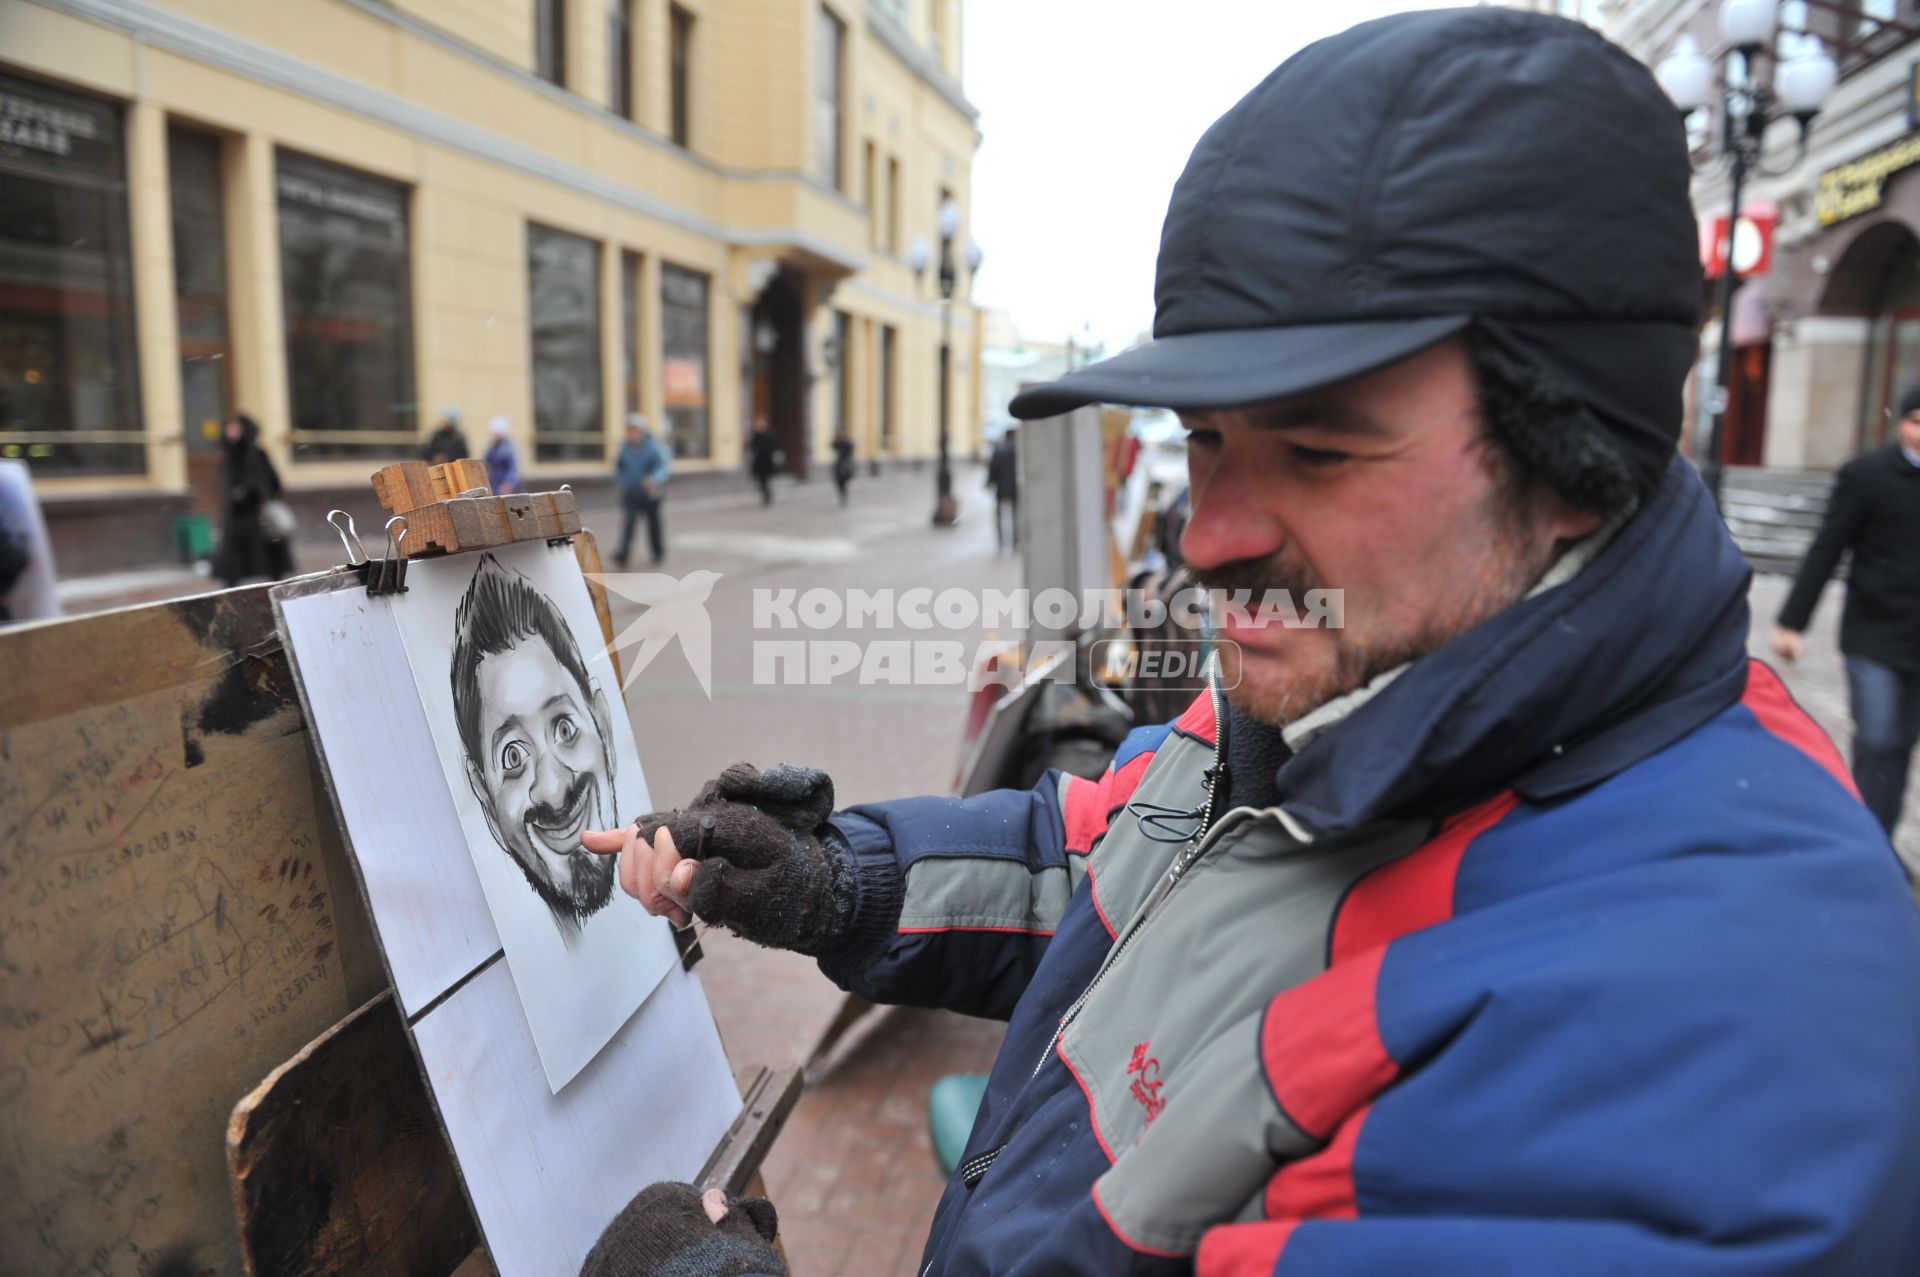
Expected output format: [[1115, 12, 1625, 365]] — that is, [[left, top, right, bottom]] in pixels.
[[450, 553, 594, 767]]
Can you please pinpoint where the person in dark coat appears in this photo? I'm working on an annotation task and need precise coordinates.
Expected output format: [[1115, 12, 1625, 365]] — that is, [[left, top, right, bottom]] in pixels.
[[748, 416, 780, 506], [213, 413, 292, 587], [986, 427, 1019, 551], [1774, 385, 1920, 833], [831, 428, 856, 506], [423, 406, 469, 465]]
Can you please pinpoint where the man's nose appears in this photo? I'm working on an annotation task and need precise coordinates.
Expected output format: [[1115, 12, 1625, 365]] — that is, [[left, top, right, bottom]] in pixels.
[[531, 749, 572, 807], [1180, 458, 1287, 571]]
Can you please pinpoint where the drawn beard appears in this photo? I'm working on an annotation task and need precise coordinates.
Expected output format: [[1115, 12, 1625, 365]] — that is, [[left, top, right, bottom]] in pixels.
[[514, 767, 617, 924]]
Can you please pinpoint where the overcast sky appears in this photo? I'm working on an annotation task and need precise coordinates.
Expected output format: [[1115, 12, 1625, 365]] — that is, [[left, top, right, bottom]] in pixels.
[[961, 1, 1465, 352]]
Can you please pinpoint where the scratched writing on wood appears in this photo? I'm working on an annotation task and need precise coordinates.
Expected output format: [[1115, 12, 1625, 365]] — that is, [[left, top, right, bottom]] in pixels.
[[0, 680, 351, 1277]]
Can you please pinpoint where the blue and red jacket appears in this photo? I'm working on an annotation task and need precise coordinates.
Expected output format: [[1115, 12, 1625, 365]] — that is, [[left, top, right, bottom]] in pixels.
[[818, 458, 1920, 1275]]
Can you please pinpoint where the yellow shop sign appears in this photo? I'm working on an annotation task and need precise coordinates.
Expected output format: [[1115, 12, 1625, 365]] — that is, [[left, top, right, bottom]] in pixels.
[[1817, 134, 1920, 226]]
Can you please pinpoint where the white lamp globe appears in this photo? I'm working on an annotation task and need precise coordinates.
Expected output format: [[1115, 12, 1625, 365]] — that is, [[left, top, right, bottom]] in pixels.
[[1719, 0, 1777, 50], [966, 239, 984, 272], [1776, 36, 1839, 115], [937, 196, 962, 241], [1656, 34, 1714, 113], [906, 236, 931, 273]]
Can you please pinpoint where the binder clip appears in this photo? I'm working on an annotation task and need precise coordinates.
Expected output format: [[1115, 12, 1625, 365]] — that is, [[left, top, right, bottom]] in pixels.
[[327, 510, 410, 596]]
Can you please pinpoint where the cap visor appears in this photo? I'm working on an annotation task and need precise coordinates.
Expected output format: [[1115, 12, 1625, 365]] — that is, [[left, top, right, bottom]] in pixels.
[[1008, 316, 1472, 420]]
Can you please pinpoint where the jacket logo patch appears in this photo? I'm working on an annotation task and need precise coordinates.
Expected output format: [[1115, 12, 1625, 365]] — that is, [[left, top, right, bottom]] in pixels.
[[1127, 1041, 1166, 1125]]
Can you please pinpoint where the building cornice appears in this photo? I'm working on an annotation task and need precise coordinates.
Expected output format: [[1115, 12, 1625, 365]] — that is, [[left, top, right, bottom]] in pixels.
[[863, 1, 979, 124], [26, 0, 887, 275]]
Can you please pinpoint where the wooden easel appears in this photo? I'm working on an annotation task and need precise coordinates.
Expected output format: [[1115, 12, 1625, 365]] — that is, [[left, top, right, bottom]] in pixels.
[[0, 463, 796, 1277]]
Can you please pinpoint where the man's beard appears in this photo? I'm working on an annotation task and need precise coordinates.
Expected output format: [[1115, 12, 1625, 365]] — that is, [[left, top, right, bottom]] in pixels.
[[513, 768, 618, 924], [1191, 513, 1555, 728]]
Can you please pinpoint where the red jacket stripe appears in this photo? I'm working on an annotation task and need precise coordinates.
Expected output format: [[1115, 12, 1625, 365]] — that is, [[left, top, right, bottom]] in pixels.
[[1329, 790, 1519, 966], [1259, 946, 1397, 1141], [1062, 773, 1111, 857], [1194, 1220, 1298, 1277], [1741, 659, 1860, 799], [1175, 688, 1220, 746], [1263, 1103, 1371, 1222]]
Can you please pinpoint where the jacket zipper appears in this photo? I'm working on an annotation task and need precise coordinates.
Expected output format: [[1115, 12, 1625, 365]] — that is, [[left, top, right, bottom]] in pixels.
[[1028, 657, 1227, 1083]]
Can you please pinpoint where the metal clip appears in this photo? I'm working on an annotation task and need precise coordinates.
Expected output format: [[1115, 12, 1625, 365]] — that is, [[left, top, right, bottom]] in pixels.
[[353, 515, 411, 596], [327, 510, 369, 566]]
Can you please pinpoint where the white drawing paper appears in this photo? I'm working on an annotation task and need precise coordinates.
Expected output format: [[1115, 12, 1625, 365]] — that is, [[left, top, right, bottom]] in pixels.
[[392, 539, 680, 1090]]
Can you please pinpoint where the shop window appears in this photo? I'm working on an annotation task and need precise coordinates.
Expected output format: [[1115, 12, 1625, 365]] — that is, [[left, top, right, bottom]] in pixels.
[[279, 151, 416, 459], [0, 73, 144, 475], [622, 250, 642, 413], [528, 223, 604, 463], [169, 125, 230, 507], [660, 263, 710, 459], [878, 323, 897, 452]]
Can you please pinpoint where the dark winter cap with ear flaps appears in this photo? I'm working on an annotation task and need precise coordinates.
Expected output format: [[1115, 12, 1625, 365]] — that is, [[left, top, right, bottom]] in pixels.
[[1009, 7, 1704, 496]]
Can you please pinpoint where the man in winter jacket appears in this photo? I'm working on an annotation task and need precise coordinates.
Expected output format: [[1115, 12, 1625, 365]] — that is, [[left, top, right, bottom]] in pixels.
[[582, 10, 1920, 1275], [614, 413, 671, 567], [1773, 385, 1920, 835]]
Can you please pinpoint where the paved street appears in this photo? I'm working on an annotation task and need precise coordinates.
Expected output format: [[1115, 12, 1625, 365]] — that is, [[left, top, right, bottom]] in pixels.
[[37, 470, 1920, 1275]]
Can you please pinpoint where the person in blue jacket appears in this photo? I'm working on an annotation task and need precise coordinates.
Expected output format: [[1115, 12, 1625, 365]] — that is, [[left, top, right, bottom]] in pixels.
[[580, 11, 1920, 1276], [613, 413, 671, 567]]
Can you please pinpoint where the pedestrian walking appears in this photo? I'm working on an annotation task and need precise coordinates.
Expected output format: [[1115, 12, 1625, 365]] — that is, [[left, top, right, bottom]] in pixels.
[[485, 416, 521, 495], [748, 415, 780, 506], [423, 406, 468, 465], [613, 413, 670, 567], [213, 413, 292, 588], [831, 427, 856, 506], [583, 11, 1920, 1274], [986, 426, 1019, 550], [1773, 385, 1920, 834]]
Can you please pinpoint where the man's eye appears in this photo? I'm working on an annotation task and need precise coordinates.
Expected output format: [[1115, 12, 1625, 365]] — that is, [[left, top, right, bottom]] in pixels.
[[1288, 444, 1350, 467], [554, 715, 578, 745], [499, 741, 529, 774], [1185, 430, 1222, 450]]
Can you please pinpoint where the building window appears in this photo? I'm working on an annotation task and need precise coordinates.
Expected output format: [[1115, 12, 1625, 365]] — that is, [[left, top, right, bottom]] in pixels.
[[831, 309, 851, 439], [878, 323, 897, 452], [527, 223, 603, 463], [670, 4, 694, 148], [886, 155, 901, 253], [609, 0, 634, 119], [278, 150, 416, 459], [621, 250, 642, 413], [817, 6, 846, 189], [660, 263, 710, 459], [536, 0, 567, 86], [169, 125, 230, 499], [864, 141, 878, 240], [0, 73, 143, 475]]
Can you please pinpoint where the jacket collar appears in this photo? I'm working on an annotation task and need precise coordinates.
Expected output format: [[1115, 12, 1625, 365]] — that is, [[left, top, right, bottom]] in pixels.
[[1269, 456, 1752, 838]]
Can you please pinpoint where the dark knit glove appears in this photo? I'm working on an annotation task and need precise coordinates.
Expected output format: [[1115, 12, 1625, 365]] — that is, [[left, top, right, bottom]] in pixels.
[[580, 1182, 784, 1277], [634, 763, 857, 956]]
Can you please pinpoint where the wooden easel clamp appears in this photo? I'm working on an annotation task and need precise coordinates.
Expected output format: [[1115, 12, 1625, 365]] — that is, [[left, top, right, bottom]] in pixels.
[[371, 459, 582, 558]]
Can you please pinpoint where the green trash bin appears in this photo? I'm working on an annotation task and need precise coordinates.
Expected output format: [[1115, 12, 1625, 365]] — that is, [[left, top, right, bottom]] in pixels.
[[173, 514, 214, 563], [929, 1072, 991, 1179]]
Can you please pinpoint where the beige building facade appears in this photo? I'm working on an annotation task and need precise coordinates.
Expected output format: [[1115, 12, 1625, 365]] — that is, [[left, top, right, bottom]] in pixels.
[[1611, 0, 1920, 471], [1, 0, 982, 566]]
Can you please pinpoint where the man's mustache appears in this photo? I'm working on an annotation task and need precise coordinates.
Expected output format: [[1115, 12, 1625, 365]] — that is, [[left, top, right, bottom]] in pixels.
[[1190, 556, 1326, 600], [525, 772, 594, 833]]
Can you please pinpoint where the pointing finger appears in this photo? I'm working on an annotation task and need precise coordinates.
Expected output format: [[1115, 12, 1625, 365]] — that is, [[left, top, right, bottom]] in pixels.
[[581, 827, 630, 855]]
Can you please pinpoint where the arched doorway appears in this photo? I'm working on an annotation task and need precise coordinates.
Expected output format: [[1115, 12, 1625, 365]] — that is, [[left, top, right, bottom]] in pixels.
[[748, 270, 809, 479], [1819, 219, 1920, 451]]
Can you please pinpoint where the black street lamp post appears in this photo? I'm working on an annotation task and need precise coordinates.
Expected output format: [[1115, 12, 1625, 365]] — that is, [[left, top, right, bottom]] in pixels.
[[1656, 0, 1836, 509]]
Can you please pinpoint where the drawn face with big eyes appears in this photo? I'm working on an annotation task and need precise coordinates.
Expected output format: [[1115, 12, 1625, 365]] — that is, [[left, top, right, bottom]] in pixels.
[[464, 635, 618, 931]]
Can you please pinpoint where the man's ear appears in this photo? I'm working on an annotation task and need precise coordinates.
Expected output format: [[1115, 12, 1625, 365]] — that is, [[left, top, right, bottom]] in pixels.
[[589, 682, 615, 779], [466, 758, 509, 849]]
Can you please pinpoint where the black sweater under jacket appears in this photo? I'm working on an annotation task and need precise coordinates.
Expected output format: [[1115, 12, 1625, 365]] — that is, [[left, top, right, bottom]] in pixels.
[[1779, 444, 1920, 672]]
